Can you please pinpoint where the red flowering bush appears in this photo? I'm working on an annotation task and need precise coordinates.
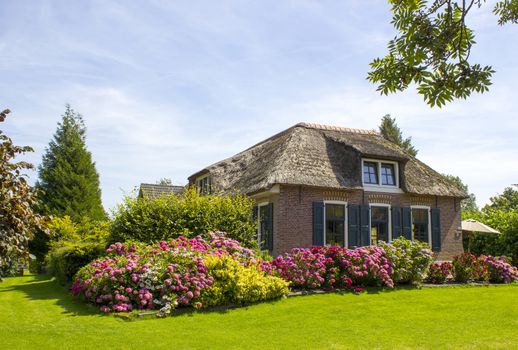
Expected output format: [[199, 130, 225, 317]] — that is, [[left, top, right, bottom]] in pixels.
[[72, 232, 287, 316], [426, 262, 453, 284], [452, 253, 489, 282]]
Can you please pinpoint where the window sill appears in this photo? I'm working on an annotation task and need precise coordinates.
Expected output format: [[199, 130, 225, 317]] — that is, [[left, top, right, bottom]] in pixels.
[[363, 185, 404, 194]]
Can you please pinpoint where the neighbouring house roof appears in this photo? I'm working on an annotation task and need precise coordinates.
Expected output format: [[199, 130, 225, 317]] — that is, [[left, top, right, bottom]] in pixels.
[[188, 122, 467, 198], [138, 183, 184, 198]]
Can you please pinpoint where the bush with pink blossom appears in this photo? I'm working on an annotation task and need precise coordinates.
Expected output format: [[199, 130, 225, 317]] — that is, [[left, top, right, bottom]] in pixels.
[[72, 232, 286, 316], [426, 262, 453, 284], [267, 245, 394, 290]]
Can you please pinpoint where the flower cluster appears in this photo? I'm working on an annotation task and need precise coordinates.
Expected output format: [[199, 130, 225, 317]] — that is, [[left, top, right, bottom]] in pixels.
[[71, 232, 270, 315], [452, 253, 489, 282], [266, 245, 394, 290], [426, 262, 453, 284], [478, 255, 518, 283], [379, 238, 434, 285]]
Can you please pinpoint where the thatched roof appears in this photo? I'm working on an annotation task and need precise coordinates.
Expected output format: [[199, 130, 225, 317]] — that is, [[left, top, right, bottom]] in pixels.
[[188, 123, 467, 198], [139, 183, 184, 198]]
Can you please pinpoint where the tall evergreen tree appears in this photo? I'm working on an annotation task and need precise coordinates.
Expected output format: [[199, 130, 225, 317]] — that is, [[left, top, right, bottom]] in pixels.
[[36, 105, 106, 221], [379, 114, 418, 157]]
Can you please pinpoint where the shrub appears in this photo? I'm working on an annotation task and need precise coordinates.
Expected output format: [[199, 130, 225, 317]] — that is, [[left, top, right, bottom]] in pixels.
[[45, 241, 105, 283], [269, 248, 328, 289], [452, 253, 489, 282], [478, 255, 518, 283], [30, 216, 110, 272], [109, 188, 257, 248], [268, 245, 394, 290], [200, 255, 288, 307], [72, 233, 287, 316], [426, 262, 453, 284], [379, 237, 434, 285]]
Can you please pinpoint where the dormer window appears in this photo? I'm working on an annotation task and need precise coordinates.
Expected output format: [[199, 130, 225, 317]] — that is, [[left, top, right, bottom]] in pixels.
[[362, 159, 399, 190], [196, 174, 211, 195]]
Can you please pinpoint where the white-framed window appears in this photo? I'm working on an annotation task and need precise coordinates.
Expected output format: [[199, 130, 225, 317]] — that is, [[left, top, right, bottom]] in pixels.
[[411, 205, 431, 245], [369, 203, 391, 245], [196, 174, 211, 195], [323, 201, 348, 247], [257, 202, 273, 251], [362, 159, 401, 193]]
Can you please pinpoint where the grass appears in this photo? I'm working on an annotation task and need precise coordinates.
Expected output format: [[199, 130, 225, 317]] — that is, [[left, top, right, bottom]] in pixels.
[[0, 274, 517, 349]]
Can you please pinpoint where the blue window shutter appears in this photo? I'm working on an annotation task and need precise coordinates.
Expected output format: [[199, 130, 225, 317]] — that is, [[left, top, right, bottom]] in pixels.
[[431, 208, 441, 252], [312, 202, 324, 246], [347, 204, 360, 248], [360, 205, 371, 246], [402, 207, 412, 240], [266, 203, 274, 252], [391, 207, 402, 239]]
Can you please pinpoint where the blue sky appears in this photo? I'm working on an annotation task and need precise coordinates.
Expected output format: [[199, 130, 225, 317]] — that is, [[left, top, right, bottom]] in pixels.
[[1, 0, 517, 212]]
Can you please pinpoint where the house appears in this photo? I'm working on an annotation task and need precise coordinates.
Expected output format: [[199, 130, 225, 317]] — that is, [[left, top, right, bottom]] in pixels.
[[188, 123, 467, 260], [139, 183, 184, 199]]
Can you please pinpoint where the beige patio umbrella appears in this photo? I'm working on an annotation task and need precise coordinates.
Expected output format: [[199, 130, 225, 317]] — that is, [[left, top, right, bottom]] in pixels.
[[461, 219, 500, 252]]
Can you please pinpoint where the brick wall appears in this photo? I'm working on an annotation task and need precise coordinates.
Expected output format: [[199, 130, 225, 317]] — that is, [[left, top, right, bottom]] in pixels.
[[270, 184, 463, 260]]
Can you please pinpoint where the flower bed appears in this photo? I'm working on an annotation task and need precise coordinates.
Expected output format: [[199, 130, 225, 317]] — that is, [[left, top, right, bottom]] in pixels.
[[72, 232, 288, 316], [266, 245, 394, 290]]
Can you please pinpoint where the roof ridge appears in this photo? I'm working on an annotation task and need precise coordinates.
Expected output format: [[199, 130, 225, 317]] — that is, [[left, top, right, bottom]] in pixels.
[[296, 122, 378, 135], [140, 183, 183, 188]]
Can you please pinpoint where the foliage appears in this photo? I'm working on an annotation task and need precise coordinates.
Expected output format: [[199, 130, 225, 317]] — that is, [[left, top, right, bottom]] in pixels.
[[369, 0, 518, 107], [463, 187, 518, 264], [0, 109, 47, 280], [268, 245, 394, 290], [200, 255, 288, 307], [378, 114, 418, 156], [379, 237, 434, 285], [426, 262, 453, 284], [72, 233, 285, 316], [452, 252, 489, 282], [109, 187, 257, 248], [45, 241, 105, 284], [442, 174, 478, 213], [36, 104, 106, 221], [0, 254, 24, 277], [30, 215, 110, 273]]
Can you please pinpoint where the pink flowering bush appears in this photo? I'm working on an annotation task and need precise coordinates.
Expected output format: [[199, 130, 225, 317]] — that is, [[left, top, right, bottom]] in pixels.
[[426, 262, 453, 284], [268, 248, 328, 289], [453, 253, 518, 283], [267, 245, 394, 290], [481, 255, 518, 283], [72, 232, 285, 316]]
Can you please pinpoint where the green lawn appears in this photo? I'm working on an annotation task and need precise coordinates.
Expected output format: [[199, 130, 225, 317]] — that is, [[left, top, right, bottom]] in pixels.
[[1, 275, 517, 349]]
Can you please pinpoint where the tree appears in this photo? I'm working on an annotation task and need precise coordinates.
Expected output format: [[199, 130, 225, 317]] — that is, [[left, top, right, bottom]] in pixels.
[[0, 109, 47, 279], [157, 178, 173, 186], [36, 105, 106, 222], [442, 174, 478, 214], [369, 1, 518, 107], [379, 114, 418, 156]]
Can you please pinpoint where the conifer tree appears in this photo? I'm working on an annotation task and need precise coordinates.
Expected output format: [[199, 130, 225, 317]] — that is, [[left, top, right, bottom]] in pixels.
[[36, 105, 106, 221], [379, 114, 418, 157]]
